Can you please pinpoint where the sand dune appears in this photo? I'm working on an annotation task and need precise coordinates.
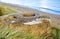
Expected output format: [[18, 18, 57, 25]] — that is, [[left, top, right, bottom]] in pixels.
[[0, 2, 60, 29]]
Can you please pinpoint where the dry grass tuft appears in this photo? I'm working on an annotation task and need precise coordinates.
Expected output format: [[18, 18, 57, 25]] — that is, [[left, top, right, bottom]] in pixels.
[[0, 16, 51, 39]]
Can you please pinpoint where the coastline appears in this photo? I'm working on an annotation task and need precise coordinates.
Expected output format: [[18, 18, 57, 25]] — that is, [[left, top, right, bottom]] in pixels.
[[0, 2, 60, 29]]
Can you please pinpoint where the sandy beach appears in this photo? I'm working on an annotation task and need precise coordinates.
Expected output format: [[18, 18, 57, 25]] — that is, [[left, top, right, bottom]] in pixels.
[[0, 2, 60, 29]]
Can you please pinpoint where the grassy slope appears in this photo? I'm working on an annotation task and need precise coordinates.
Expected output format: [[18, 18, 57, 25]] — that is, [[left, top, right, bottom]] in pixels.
[[0, 5, 60, 39], [51, 27, 60, 39], [0, 20, 50, 39], [0, 6, 17, 16]]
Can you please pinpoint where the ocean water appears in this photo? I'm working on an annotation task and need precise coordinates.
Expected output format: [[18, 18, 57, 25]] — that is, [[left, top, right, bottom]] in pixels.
[[0, 0, 60, 15]]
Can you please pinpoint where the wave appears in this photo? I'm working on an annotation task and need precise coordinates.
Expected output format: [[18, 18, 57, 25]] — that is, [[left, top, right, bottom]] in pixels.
[[38, 7, 60, 13]]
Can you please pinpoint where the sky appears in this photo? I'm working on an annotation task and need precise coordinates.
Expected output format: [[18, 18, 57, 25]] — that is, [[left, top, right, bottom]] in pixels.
[[0, 0, 60, 10], [0, 0, 60, 8], [0, 0, 40, 7]]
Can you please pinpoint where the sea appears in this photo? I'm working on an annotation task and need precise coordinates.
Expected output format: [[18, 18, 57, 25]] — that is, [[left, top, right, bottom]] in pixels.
[[0, 0, 60, 15]]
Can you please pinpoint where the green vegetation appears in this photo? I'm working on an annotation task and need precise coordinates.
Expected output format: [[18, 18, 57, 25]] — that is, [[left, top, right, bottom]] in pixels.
[[0, 6, 17, 16], [51, 27, 60, 39]]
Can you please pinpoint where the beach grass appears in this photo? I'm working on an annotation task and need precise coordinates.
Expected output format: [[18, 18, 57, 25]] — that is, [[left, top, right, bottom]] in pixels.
[[0, 19, 51, 39]]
